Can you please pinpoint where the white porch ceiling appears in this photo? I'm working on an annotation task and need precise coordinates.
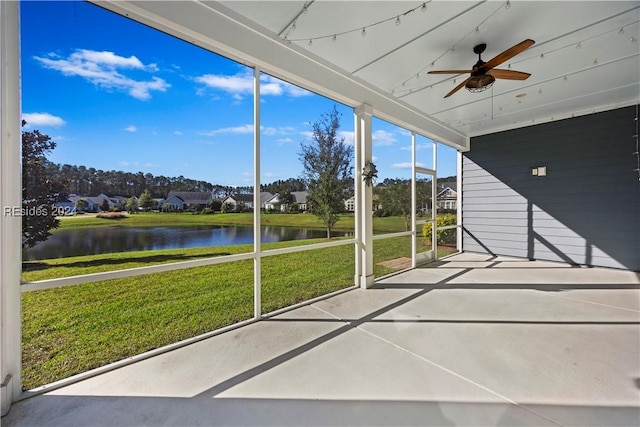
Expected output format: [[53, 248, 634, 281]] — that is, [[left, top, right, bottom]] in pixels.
[[99, 1, 639, 146], [216, 0, 639, 137]]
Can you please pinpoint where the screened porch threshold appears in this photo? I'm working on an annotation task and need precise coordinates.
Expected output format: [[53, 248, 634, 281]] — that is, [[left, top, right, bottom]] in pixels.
[[4, 253, 639, 426]]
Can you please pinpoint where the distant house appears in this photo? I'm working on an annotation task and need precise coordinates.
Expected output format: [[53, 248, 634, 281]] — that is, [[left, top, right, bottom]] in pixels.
[[153, 198, 165, 210], [64, 193, 135, 212], [436, 182, 457, 211], [260, 192, 274, 209], [67, 194, 92, 212], [164, 191, 211, 211], [54, 199, 76, 215], [264, 191, 309, 212], [222, 193, 254, 211], [343, 195, 379, 212], [95, 193, 126, 210], [108, 194, 132, 208], [343, 196, 355, 212], [291, 191, 309, 211], [222, 192, 274, 211], [67, 194, 106, 212]]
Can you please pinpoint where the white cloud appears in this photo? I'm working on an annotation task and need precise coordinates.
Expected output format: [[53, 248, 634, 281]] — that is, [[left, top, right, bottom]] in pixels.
[[299, 131, 314, 140], [277, 137, 295, 145], [263, 172, 280, 178], [22, 112, 66, 127], [262, 125, 297, 136], [76, 49, 148, 69], [372, 156, 379, 162], [173, 131, 183, 136], [35, 49, 169, 100], [198, 124, 253, 136], [262, 127, 278, 136], [339, 130, 354, 146], [199, 124, 299, 137], [195, 70, 312, 100], [124, 125, 137, 132], [195, 74, 253, 97], [400, 142, 433, 151], [260, 74, 311, 97], [372, 130, 397, 146], [391, 162, 425, 169]]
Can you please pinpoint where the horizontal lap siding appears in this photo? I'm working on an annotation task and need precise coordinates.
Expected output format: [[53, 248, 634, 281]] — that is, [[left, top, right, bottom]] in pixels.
[[462, 106, 640, 271]]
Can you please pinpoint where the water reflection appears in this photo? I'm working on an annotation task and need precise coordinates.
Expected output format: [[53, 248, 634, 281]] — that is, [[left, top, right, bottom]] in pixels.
[[25, 226, 351, 260]]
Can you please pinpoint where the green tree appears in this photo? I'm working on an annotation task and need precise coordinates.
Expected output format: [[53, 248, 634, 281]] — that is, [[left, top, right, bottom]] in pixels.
[[221, 202, 234, 213], [21, 121, 67, 248], [75, 199, 89, 212], [376, 179, 412, 231], [138, 189, 154, 211], [100, 198, 111, 212], [279, 191, 295, 212], [125, 197, 138, 214], [376, 178, 432, 231], [210, 199, 222, 212], [300, 106, 353, 238]]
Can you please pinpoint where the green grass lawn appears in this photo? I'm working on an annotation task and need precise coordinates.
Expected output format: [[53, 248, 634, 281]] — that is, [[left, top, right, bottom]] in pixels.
[[57, 211, 410, 234], [22, 236, 418, 390], [22, 211, 457, 389]]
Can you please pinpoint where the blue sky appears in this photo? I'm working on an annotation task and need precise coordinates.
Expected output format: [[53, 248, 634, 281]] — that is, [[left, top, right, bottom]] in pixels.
[[21, 1, 456, 190]]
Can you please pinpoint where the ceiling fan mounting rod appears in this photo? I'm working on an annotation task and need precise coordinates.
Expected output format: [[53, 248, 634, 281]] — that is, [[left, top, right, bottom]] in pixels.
[[473, 43, 487, 56], [472, 43, 487, 75]]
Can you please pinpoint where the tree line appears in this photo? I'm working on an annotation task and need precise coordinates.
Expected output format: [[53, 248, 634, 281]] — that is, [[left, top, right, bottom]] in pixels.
[[41, 162, 251, 199], [41, 162, 311, 199]]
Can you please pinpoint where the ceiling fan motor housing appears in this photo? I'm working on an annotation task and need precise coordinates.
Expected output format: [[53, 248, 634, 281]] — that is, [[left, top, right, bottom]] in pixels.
[[466, 74, 496, 92]]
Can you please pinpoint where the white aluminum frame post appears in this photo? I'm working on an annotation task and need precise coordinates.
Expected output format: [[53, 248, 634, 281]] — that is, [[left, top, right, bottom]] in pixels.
[[457, 150, 463, 252], [1, 0, 22, 415], [355, 104, 374, 289], [253, 67, 261, 319]]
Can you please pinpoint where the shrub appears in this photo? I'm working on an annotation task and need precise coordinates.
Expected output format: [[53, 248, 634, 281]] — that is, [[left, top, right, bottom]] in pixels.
[[96, 212, 128, 220], [422, 213, 457, 245], [221, 202, 234, 213], [210, 200, 222, 212], [373, 208, 390, 217]]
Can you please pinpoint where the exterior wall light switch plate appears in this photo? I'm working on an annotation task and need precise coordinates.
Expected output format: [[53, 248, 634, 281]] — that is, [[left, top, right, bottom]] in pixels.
[[531, 166, 547, 176]]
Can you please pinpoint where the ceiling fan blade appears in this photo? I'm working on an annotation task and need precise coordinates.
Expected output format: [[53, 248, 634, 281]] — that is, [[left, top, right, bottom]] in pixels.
[[428, 70, 474, 74], [482, 39, 535, 70], [444, 76, 474, 98], [488, 69, 531, 80]]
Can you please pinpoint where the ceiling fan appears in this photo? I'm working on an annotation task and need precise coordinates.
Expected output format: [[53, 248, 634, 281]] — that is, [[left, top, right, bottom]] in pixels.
[[428, 39, 535, 98]]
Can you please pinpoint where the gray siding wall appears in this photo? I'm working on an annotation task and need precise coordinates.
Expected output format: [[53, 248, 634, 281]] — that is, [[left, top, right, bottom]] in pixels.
[[462, 105, 640, 271]]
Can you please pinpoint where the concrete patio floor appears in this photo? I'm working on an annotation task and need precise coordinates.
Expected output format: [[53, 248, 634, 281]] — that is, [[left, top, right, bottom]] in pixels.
[[4, 253, 640, 426]]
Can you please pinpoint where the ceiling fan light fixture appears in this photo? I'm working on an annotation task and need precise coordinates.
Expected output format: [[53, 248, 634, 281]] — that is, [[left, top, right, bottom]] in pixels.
[[430, 39, 534, 98], [466, 74, 495, 93]]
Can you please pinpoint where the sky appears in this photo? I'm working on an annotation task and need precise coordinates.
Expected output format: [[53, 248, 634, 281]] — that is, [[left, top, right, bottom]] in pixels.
[[20, 1, 457, 191]]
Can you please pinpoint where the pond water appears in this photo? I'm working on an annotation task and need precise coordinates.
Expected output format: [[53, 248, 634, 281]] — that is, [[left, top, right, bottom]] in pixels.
[[24, 225, 352, 260]]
